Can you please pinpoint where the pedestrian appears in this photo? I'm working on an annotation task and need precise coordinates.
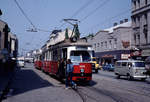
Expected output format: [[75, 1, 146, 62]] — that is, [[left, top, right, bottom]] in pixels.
[[65, 59, 76, 89]]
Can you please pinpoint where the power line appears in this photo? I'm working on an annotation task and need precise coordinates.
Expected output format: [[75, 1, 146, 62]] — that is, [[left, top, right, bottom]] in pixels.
[[59, 0, 95, 29], [13, 0, 51, 32], [70, 0, 95, 18], [87, 8, 131, 33], [13, 0, 36, 29], [80, 0, 111, 22]]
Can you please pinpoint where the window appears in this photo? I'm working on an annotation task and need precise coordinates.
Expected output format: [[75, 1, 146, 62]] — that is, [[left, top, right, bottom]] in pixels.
[[109, 40, 112, 49], [145, 0, 147, 5], [97, 43, 100, 47], [134, 34, 136, 44], [70, 51, 90, 62], [94, 43, 96, 49], [144, 14, 148, 24], [114, 39, 117, 49], [134, 1, 136, 9], [137, 34, 140, 44], [116, 62, 121, 66], [144, 25, 148, 44], [133, 62, 145, 67], [122, 62, 127, 66], [101, 42, 103, 47], [105, 41, 107, 48], [138, 0, 140, 8]]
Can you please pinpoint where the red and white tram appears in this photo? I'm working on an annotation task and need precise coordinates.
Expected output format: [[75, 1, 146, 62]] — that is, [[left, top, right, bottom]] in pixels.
[[34, 19, 93, 82], [41, 38, 93, 82]]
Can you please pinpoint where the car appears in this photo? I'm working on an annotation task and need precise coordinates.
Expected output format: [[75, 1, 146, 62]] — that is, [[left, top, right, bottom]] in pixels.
[[102, 64, 114, 71], [17, 60, 25, 67]]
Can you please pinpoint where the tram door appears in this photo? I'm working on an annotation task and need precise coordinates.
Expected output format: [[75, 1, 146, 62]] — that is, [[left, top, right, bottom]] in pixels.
[[62, 48, 67, 61]]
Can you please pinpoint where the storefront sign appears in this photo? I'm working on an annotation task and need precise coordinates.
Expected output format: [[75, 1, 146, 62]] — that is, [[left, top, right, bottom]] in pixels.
[[121, 54, 130, 59]]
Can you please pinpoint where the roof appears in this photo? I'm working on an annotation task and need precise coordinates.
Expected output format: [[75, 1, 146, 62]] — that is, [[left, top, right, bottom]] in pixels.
[[104, 21, 131, 33]]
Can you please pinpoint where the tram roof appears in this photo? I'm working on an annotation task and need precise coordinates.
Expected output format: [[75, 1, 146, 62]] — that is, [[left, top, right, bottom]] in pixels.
[[48, 39, 92, 49]]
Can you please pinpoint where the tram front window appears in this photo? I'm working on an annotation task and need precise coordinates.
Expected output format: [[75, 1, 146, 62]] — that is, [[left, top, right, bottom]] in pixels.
[[70, 51, 91, 62]]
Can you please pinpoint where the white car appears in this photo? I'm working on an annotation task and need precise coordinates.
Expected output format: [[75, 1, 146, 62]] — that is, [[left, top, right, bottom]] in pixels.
[[17, 60, 25, 67]]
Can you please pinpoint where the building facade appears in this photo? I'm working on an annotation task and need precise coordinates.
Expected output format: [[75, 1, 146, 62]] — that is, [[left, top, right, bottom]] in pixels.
[[131, 0, 150, 58], [87, 21, 132, 64], [0, 19, 18, 72]]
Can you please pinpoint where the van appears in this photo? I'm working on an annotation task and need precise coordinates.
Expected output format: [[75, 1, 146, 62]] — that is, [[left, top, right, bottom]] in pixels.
[[115, 60, 147, 80]]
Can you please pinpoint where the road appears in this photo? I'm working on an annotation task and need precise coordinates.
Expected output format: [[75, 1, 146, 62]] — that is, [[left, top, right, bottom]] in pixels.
[[3, 63, 150, 102]]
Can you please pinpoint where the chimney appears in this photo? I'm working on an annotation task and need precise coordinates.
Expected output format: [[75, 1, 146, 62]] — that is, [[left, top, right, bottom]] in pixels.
[[124, 19, 128, 22], [120, 20, 124, 24], [113, 22, 118, 26]]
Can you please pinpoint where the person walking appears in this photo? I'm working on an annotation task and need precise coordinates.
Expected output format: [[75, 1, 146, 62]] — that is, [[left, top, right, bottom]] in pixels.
[[65, 59, 76, 89]]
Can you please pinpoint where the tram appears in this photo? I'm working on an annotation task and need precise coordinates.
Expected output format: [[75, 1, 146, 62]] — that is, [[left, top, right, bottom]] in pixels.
[[34, 50, 43, 70], [34, 19, 93, 82], [41, 38, 93, 81]]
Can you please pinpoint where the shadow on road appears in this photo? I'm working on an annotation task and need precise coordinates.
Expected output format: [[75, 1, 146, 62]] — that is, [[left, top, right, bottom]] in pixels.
[[11, 68, 53, 96]]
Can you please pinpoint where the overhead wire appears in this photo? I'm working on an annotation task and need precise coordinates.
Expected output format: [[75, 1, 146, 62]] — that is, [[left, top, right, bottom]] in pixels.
[[13, 0, 51, 32], [13, 0, 36, 29], [80, 0, 111, 22], [87, 8, 131, 33], [59, 0, 95, 29]]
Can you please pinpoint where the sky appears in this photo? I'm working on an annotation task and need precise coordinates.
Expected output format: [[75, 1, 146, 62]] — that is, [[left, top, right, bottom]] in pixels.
[[0, 0, 131, 55]]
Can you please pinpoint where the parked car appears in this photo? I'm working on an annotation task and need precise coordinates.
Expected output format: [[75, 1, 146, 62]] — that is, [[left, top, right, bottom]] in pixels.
[[17, 60, 25, 67], [102, 64, 114, 71]]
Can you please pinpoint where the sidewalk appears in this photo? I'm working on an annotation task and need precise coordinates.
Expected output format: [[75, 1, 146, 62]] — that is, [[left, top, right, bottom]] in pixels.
[[0, 69, 15, 101]]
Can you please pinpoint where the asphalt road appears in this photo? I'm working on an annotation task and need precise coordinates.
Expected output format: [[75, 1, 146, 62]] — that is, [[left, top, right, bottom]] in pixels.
[[3, 63, 150, 102]]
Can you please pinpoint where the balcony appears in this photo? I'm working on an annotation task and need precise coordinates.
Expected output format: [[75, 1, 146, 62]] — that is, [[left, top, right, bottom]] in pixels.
[[132, 4, 150, 16]]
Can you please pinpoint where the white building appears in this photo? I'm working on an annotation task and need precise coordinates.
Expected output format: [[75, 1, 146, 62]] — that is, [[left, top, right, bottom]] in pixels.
[[87, 20, 132, 64]]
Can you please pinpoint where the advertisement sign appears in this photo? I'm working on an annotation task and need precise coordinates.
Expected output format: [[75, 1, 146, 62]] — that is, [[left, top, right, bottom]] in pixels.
[[121, 54, 130, 59]]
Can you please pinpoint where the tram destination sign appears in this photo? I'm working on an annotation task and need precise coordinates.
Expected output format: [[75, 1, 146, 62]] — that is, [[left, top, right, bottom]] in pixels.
[[76, 46, 87, 50]]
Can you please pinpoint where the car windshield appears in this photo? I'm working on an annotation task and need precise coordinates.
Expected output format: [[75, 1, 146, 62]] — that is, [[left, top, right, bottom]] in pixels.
[[133, 62, 145, 67], [92, 58, 96, 61], [70, 51, 91, 62]]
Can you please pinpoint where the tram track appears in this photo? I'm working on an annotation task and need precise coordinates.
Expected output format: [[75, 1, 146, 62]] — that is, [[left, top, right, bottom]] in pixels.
[[73, 79, 150, 102], [97, 78, 150, 97], [74, 87, 100, 102]]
